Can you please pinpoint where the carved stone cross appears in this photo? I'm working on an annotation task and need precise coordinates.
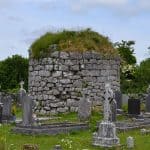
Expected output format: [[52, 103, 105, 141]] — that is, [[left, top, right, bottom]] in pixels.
[[20, 81, 24, 90]]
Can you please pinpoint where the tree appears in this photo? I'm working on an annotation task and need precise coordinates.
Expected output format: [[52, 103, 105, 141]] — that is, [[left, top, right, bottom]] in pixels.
[[114, 40, 136, 65], [0, 55, 28, 92], [114, 40, 137, 93]]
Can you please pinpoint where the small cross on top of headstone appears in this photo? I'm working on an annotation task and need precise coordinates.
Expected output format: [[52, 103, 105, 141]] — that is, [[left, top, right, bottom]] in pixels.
[[20, 81, 24, 90]]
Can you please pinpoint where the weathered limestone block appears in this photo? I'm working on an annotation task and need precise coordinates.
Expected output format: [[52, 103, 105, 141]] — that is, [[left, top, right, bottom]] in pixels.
[[57, 107, 68, 113], [70, 65, 80, 71], [60, 79, 71, 84], [52, 71, 62, 77], [69, 52, 83, 59], [59, 65, 69, 71], [60, 52, 69, 59], [51, 51, 60, 58], [45, 65, 53, 71], [67, 99, 79, 107]]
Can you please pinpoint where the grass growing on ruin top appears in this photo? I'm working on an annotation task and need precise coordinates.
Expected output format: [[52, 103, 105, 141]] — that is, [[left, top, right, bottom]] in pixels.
[[30, 28, 117, 58]]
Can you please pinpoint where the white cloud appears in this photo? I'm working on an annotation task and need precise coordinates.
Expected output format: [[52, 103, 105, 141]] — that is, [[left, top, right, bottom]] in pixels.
[[68, 0, 150, 16]]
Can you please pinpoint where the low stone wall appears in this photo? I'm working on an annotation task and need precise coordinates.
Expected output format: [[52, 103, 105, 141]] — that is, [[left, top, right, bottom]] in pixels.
[[28, 51, 120, 114]]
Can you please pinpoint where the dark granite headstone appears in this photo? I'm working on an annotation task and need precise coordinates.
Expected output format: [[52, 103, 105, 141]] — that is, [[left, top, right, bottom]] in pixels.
[[114, 91, 122, 109], [128, 99, 140, 115], [146, 94, 150, 112], [22, 92, 33, 126]]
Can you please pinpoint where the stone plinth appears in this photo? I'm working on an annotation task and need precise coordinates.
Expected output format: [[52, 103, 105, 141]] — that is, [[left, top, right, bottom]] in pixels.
[[93, 121, 120, 147]]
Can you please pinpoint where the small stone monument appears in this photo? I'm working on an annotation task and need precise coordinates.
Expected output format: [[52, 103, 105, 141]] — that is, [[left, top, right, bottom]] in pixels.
[[122, 94, 129, 105], [53, 145, 62, 150], [78, 92, 92, 122], [19, 81, 33, 126], [2, 96, 12, 120], [22, 92, 33, 126], [114, 91, 122, 110], [145, 93, 150, 113], [110, 99, 117, 122], [93, 83, 120, 147], [19, 81, 26, 105], [0, 103, 3, 123], [126, 136, 134, 149]]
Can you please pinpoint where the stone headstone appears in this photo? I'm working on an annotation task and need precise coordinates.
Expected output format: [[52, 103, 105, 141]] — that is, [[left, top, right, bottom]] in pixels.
[[2, 96, 12, 120], [114, 91, 122, 109], [93, 83, 120, 147], [103, 83, 114, 122], [145, 94, 150, 112], [126, 136, 134, 148], [53, 145, 62, 150], [122, 94, 129, 105], [78, 95, 92, 121], [19, 80, 26, 105], [0, 103, 3, 123], [128, 99, 140, 115], [110, 99, 117, 122], [22, 92, 33, 126]]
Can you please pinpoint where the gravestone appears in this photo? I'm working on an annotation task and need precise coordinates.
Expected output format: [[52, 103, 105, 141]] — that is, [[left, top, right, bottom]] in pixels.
[[22, 92, 33, 126], [53, 145, 62, 150], [128, 99, 140, 115], [2, 96, 12, 120], [122, 94, 129, 105], [114, 91, 122, 109], [19, 81, 26, 105], [0, 103, 3, 123], [93, 83, 120, 147], [78, 94, 92, 121], [110, 99, 117, 122], [126, 136, 134, 148], [145, 94, 150, 113]]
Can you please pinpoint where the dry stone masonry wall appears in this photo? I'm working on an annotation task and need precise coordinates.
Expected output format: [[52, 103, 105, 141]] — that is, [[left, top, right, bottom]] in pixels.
[[28, 51, 120, 114]]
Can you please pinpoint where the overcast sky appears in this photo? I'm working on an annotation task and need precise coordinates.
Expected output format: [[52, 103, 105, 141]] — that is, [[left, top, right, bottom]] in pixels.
[[0, 0, 150, 63]]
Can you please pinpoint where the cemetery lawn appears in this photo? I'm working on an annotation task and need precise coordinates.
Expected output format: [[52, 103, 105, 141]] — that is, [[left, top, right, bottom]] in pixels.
[[1, 112, 150, 150]]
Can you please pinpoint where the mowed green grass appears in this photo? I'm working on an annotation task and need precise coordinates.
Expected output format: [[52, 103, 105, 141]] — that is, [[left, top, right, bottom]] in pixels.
[[1, 112, 150, 150]]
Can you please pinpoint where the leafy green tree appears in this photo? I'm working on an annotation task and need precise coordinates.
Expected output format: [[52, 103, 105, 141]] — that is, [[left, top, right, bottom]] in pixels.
[[0, 55, 28, 92], [115, 40, 136, 65], [114, 40, 137, 93], [136, 58, 150, 89]]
